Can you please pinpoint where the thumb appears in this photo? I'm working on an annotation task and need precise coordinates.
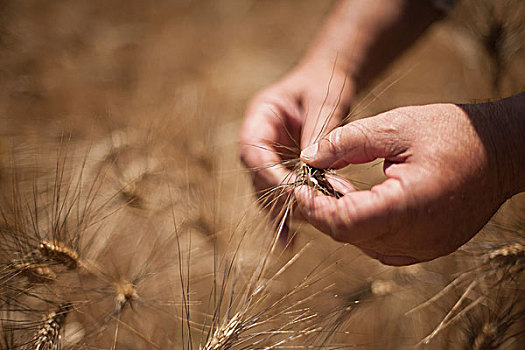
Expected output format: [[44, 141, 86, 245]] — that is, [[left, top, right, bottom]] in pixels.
[[300, 114, 408, 169]]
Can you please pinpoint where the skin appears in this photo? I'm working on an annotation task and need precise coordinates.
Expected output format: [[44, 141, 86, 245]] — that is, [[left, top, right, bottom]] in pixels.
[[239, 0, 525, 265], [296, 96, 525, 265], [240, 0, 441, 199]]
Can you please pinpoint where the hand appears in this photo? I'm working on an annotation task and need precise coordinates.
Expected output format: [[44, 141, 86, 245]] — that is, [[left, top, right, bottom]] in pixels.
[[239, 0, 442, 216], [295, 101, 524, 265], [239, 60, 353, 209]]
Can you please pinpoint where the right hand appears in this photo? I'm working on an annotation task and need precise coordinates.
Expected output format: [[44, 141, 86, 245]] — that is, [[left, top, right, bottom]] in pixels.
[[239, 60, 354, 210], [294, 98, 525, 265]]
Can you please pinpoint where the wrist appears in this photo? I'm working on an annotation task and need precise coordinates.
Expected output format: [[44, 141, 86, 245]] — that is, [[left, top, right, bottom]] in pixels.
[[298, 45, 353, 79], [300, 0, 442, 93], [293, 55, 356, 100]]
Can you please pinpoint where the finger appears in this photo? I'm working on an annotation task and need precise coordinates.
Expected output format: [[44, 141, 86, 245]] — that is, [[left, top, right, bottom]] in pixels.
[[244, 146, 291, 186], [300, 73, 353, 148], [243, 92, 303, 144], [239, 132, 296, 220], [240, 141, 291, 187], [294, 185, 340, 236], [325, 173, 356, 195], [358, 247, 419, 266], [301, 101, 347, 149], [300, 113, 409, 169], [240, 105, 299, 191], [294, 177, 407, 244]]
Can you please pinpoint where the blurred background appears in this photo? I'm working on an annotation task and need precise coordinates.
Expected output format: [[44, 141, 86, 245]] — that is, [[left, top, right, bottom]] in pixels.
[[1, 0, 523, 140], [0, 0, 523, 349], [0, 0, 524, 190]]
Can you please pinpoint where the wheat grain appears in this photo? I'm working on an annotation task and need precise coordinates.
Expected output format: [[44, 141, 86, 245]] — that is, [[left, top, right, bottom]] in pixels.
[[201, 312, 242, 350], [295, 162, 342, 199], [114, 280, 139, 312], [38, 240, 79, 270], [31, 303, 72, 350], [10, 251, 57, 283]]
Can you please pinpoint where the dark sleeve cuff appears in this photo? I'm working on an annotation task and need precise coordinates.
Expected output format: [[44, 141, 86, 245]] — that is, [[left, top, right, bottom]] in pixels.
[[428, 0, 457, 12]]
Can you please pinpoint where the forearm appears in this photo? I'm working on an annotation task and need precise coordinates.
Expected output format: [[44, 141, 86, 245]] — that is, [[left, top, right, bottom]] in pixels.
[[301, 0, 443, 92]]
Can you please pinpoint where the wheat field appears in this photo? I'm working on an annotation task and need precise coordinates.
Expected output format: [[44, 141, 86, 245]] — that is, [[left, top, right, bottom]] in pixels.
[[0, 0, 524, 349]]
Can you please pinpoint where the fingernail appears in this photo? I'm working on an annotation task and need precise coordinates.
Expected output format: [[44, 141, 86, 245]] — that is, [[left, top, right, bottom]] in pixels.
[[301, 143, 318, 161]]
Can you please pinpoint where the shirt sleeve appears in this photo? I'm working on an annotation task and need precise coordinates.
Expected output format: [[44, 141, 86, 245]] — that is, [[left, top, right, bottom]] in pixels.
[[428, 0, 457, 12]]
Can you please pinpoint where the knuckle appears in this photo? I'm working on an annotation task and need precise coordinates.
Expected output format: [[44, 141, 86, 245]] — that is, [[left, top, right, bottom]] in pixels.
[[250, 88, 283, 110], [365, 111, 401, 133], [239, 144, 256, 170], [327, 205, 349, 241], [329, 203, 353, 241], [245, 92, 276, 118], [344, 122, 375, 159], [239, 149, 250, 168], [322, 127, 343, 156], [250, 89, 273, 105]]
